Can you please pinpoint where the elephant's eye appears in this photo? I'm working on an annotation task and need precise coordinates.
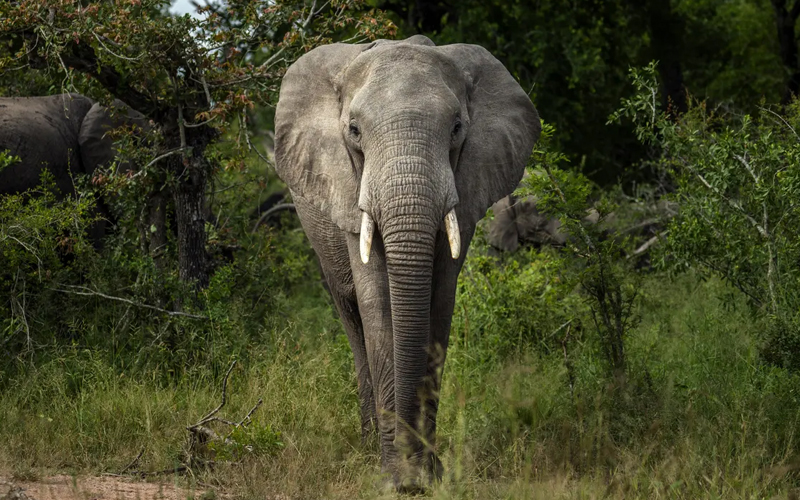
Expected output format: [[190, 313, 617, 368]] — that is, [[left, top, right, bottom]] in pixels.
[[349, 122, 361, 141], [451, 118, 462, 138]]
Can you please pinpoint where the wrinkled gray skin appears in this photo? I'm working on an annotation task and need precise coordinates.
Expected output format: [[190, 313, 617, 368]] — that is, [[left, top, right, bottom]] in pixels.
[[274, 35, 540, 490], [487, 194, 569, 252], [0, 93, 148, 196]]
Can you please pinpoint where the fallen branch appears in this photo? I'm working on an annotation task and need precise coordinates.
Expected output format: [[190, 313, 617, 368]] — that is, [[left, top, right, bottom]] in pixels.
[[110, 361, 264, 479], [185, 361, 265, 468], [49, 285, 207, 319], [191, 361, 237, 429], [118, 446, 146, 475]]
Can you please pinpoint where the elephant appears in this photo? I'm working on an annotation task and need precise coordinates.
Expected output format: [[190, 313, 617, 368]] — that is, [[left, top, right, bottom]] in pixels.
[[274, 35, 541, 490], [0, 93, 148, 196], [0, 93, 151, 243], [487, 192, 569, 252], [486, 173, 677, 260]]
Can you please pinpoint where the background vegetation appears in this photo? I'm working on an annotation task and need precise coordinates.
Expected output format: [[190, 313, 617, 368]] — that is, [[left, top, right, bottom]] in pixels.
[[2, 0, 800, 498]]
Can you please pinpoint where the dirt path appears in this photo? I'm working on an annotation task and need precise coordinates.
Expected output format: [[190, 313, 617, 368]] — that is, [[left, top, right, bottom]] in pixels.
[[1, 475, 216, 500]]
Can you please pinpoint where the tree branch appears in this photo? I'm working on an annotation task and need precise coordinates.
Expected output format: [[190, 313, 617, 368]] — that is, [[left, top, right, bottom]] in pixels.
[[733, 153, 759, 184], [49, 285, 207, 319], [56, 38, 165, 119], [760, 105, 799, 139], [683, 162, 767, 238]]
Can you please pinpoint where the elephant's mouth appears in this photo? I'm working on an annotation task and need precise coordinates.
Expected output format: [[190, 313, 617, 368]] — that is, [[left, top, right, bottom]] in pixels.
[[359, 209, 461, 264]]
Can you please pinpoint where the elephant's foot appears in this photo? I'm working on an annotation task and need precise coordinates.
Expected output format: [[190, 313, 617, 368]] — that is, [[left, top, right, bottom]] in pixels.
[[387, 451, 443, 493]]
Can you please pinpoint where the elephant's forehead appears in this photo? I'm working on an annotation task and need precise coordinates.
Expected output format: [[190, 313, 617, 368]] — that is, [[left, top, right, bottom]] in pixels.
[[347, 49, 464, 113], [348, 44, 463, 93]]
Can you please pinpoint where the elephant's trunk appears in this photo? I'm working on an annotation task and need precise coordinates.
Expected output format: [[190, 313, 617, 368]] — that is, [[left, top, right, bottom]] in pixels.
[[374, 156, 450, 461]]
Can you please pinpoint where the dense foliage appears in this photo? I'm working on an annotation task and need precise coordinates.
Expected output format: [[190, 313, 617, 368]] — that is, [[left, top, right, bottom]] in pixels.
[[373, 0, 791, 185], [613, 63, 800, 369]]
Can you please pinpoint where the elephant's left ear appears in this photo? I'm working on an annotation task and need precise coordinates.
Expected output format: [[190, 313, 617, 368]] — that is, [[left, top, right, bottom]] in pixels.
[[437, 44, 541, 228]]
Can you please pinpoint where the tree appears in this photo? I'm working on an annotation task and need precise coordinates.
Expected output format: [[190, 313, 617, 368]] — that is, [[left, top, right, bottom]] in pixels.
[[372, 0, 790, 186]]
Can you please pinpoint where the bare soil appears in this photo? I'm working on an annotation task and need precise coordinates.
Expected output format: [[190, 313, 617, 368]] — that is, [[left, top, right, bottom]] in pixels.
[[1, 475, 215, 500]]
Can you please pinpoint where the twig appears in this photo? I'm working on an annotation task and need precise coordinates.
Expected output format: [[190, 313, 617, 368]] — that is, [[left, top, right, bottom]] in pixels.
[[182, 360, 266, 471], [182, 116, 218, 128], [685, 163, 767, 238], [142, 147, 191, 170], [733, 153, 759, 183], [257, 47, 286, 71], [731, 152, 778, 311], [561, 324, 575, 400], [302, 0, 319, 29], [119, 446, 146, 474], [92, 31, 144, 62], [242, 109, 273, 165], [200, 74, 213, 108], [759, 105, 799, 140], [191, 361, 237, 428], [628, 231, 668, 258], [49, 285, 207, 319], [548, 319, 573, 341], [236, 399, 263, 427], [1, 235, 42, 277]]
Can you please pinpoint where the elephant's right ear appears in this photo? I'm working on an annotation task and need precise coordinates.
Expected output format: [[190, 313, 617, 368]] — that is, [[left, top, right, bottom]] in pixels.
[[79, 100, 147, 176], [274, 43, 366, 234]]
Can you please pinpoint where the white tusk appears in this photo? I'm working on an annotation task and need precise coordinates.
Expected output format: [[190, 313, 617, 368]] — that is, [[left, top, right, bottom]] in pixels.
[[360, 211, 375, 264], [444, 209, 461, 259]]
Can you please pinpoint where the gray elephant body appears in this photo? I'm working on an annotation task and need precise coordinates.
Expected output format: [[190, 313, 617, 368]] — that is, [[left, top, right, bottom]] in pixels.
[[274, 35, 540, 490], [487, 194, 569, 252], [0, 93, 148, 197]]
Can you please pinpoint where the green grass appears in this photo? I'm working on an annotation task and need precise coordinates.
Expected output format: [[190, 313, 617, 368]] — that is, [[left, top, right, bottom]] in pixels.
[[1, 271, 799, 499]]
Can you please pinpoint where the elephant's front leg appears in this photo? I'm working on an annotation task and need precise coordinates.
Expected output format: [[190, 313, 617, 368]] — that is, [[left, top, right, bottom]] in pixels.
[[421, 226, 475, 474], [346, 231, 398, 474], [292, 197, 378, 439]]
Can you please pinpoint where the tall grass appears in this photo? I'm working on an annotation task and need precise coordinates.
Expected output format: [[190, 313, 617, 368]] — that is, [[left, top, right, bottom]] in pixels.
[[2, 267, 799, 498]]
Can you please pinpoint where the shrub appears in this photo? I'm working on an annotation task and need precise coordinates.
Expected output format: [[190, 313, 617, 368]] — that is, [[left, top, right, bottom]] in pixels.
[[612, 62, 800, 370], [453, 241, 584, 359], [0, 166, 97, 359], [517, 123, 643, 378]]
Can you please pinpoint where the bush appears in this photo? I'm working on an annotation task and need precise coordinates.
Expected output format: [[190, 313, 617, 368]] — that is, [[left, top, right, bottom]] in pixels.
[[453, 240, 585, 359], [612, 62, 800, 370], [517, 123, 643, 378], [0, 166, 97, 360], [0, 142, 325, 382]]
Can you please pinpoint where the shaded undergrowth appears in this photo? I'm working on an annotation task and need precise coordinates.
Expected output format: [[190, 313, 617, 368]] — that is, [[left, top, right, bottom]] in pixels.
[[1, 260, 798, 499]]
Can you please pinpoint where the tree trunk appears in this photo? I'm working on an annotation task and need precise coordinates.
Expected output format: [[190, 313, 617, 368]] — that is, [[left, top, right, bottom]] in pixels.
[[647, 0, 687, 115], [771, 0, 800, 104], [173, 153, 209, 289]]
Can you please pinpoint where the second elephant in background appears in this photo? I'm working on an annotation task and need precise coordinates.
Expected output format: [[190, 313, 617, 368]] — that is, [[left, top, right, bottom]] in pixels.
[[0, 93, 150, 196], [0, 93, 152, 245]]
